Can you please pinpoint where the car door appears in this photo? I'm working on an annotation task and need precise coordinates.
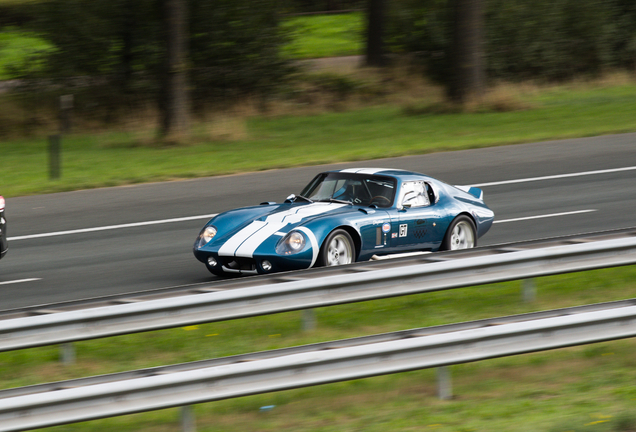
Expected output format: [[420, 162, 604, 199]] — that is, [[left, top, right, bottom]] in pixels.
[[391, 180, 441, 251]]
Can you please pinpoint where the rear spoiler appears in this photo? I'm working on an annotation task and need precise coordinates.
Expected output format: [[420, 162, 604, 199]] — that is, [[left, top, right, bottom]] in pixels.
[[455, 185, 484, 201]]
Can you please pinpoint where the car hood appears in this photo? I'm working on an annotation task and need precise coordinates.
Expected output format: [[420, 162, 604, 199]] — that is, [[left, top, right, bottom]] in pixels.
[[203, 201, 352, 257]]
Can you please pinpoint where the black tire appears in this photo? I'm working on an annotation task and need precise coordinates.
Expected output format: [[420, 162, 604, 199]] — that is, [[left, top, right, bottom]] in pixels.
[[318, 229, 355, 267], [440, 215, 477, 251]]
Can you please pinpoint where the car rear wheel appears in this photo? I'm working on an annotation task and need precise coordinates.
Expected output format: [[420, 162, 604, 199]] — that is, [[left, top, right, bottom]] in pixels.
[[441, 215, 476, 251], [319, 229, 355, 267]]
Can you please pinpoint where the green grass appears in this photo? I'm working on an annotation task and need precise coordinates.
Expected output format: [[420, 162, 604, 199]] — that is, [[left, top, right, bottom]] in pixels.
[[3, 82, 636, 197], [1, 266, 635, 431], [282, 12, 364, 59]]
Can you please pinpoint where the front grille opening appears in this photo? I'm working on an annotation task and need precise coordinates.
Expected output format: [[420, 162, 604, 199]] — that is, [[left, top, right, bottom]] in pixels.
[[220, 257, 257, 271]]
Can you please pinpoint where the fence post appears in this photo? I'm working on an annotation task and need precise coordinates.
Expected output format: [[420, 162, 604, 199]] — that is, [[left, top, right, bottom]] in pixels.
[[48, 134, 61, 180], [59, 94, 73, 134]]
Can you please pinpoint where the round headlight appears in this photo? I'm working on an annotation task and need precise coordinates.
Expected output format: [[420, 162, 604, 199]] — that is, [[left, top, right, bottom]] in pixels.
[[288, 231, 305, 250], [202, 226, 217, 243], [276, 231, 307, 255], [198, 226, 217, 248]]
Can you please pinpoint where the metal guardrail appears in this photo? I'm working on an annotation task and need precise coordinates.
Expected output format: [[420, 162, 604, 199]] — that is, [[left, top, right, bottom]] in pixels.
[[1, 299, 635, 432], [1, 229, 636, 352], [3, 227, 635, 320]]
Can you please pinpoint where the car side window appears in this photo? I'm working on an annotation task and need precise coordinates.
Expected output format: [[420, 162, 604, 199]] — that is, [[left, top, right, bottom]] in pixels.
[[364, 178, 395, 207], [400, 181, 430, 208], [425, 182, 436, 203]]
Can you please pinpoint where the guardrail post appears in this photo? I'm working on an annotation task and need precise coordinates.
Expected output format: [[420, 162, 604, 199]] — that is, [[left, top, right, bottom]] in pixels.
[[522, 278, 536, 303], [181, 405, 196, 432], [60, 343, 75, 365], [437, 366, 452, 400], [302, 309, 316, 331]]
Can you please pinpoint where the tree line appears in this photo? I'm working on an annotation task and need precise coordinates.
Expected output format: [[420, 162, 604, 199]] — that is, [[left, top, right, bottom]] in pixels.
[[388, 0, 636, 82], [2, 0, 635, 137]]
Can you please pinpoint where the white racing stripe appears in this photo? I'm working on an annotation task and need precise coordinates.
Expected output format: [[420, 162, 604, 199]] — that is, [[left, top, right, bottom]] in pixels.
[[221, 203, 346, 258], [339, 168, 386, 174], [494, 209, 597, 224], [0, 278, 41, 286], [295, 226, 320, 266], [8, 214, 218, 241], [218, 221, 268, 257]]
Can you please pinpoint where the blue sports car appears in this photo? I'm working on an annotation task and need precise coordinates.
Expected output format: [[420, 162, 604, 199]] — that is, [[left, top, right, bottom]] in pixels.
[[194, 168, 494, 276]]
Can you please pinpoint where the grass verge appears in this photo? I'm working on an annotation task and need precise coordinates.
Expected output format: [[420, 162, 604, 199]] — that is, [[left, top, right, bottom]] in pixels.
[[3, 76, 636, 197], [1, 265, 635, 431]]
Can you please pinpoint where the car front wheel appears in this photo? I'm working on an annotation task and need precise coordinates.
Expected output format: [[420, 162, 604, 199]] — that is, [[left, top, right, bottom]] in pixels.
[[441, 215, 476, 251], [319, 229, 355, 267]]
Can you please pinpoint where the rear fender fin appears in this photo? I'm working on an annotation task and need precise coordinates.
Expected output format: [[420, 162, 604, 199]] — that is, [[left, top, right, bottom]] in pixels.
[[455, 185, 484, 201]]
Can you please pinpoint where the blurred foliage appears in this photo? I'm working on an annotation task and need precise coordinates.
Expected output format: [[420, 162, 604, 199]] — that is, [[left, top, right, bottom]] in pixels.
[[189, 0, 294, 105], [486, 0, 636, 80], [1, 0, 293, 113], [281, 13, 364, 59], [0, 27, 54, 79], [1, 0, 635, 124], [29, 0, 158, 78], [386, 0, 636, 82], [385, 0, 451, 83], [281, 0, 366, 14]]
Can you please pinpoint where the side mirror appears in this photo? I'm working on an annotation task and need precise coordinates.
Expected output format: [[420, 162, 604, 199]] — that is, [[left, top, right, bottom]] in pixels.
[[400, 190, 416, 211]]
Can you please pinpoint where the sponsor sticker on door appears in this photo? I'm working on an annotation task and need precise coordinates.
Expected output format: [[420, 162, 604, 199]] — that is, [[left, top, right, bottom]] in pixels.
[[399, 224, 408, 237]]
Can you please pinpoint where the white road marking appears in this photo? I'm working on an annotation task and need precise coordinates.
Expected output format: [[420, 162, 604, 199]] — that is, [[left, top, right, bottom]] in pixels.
[[0, 278, 41, 286], [494, 209, 597, 224], [470, 166, 636, 187], [8, 214, 218, 241]]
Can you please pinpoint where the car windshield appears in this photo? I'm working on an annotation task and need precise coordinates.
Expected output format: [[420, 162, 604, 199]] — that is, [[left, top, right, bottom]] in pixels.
[[299, 173, 396, 208]]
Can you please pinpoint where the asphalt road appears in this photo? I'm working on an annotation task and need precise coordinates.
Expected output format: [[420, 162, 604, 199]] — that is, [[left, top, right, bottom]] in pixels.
[[2, 133, 635, 309]]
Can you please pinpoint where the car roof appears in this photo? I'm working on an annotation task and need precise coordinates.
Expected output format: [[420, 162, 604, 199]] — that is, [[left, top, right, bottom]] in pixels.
[[325, 168, 433, 182]]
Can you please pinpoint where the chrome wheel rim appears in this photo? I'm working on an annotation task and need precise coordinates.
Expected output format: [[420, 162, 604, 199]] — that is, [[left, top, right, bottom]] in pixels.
[[450, 221, 475, 250], [326, 234, 353, 266]]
